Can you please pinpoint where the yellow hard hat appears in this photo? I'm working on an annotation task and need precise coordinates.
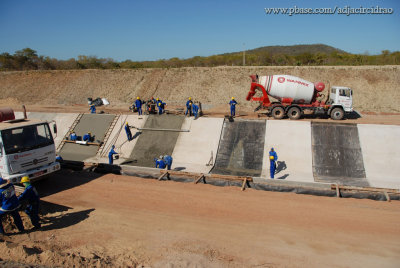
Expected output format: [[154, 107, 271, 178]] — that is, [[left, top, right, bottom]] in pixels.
[[137, 97, 140, 99], [156, 98, 159, 101], [231, 97, 235, 100], [126, 122, 128, 125], [189, 97, 191, 100], [269, 156, 274, 160], [21, 176, 30, 183]]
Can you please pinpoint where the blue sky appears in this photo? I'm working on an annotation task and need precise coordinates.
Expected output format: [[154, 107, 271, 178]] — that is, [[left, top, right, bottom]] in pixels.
[[0, 0, 399, 61]]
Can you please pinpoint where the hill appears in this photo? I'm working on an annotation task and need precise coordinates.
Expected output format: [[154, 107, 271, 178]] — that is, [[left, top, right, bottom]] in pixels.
[[226, 44, 347, 56]]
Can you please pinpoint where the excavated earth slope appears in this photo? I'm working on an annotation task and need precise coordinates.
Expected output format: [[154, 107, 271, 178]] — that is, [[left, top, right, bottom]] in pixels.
[[0, 66, 399, 112]]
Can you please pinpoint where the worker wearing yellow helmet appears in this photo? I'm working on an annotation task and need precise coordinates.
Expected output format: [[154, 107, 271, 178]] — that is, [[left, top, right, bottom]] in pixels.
[[185, 97, 193, 116], [229, 97, 238, 117], [18, 176, 41, 229], [125, 121, 133, 141], [135, 97, 143, 115], [269, 148, 278, 179]]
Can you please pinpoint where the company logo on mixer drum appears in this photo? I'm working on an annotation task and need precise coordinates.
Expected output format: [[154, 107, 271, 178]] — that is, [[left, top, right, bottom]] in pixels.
[[278, 77, 285, 83]]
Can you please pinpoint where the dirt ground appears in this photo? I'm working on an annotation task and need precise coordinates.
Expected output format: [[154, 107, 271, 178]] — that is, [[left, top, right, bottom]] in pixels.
[[1, 170, 399, 267]]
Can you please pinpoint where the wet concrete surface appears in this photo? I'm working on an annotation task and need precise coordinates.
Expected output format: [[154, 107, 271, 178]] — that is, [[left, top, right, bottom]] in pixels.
[[59, 114, 115, 161], [128, 114, 185, 168], [211, 119, 266, 176], [311, 122, 368, 186]]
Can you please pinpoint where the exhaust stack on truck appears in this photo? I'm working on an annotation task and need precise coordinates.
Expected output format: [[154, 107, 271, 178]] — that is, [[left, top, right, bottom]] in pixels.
[[246, 74, 353, 120]]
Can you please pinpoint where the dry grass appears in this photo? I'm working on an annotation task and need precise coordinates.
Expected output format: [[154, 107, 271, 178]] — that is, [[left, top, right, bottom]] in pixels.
[[0, 66, 399, 112]]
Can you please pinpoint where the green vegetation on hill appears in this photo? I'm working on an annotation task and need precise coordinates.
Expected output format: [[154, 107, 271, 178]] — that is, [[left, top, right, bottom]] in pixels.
[[1, 45, 399, 71]]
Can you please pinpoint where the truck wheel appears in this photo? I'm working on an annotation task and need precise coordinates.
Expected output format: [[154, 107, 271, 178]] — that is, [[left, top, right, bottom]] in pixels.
[[287, 107, 301, 120], [331, 107, 344, 120], [271, 107, 285, 119]]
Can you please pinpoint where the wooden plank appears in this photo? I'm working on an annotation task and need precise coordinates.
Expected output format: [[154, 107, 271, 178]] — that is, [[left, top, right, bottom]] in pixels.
[[384, 191, 391, 202], [194, 175, 205, 184], [330, 184, 400, 194], [158, 172, 169, 181], [63, 140, 102, 146], [335, 184, 341, 198], [159, 170, 253, 182], [241, 178, 247, 191]]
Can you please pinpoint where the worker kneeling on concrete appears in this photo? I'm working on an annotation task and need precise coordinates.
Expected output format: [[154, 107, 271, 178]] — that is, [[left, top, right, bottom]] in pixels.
[[18, 177, 41, 229], [0, 178, 24, 235], [108, 145, 118, 165], [83, 132, 92, 142], [155, 156, 166, 169], [164, 155, 173, 170], [70, 131, 77, 141]]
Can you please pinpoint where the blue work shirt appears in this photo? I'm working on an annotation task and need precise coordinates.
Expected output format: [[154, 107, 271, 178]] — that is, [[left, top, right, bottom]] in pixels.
[[0, 182, 20, 211], [269, 150, 278, 161], [135, 99, 142, 108], [108, 148, 117, 158], [155, 159, 166, 169], [186, 100, 193, 108], [90, 105, 96, 113], [125, 124, 132, 134], [83, 134, 91, 141], [229, 100, 238, 108], [192, 104, 199, 113], [18, 185, 40, 205], [164, 155, 173, 166], [70, 133, 77, 141]]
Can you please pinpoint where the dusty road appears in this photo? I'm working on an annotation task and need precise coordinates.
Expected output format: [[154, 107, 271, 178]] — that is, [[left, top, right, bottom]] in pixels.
[[1, 170, 399, 267]]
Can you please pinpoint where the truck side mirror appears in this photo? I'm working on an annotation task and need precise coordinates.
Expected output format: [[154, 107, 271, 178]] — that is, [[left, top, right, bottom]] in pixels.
[[53, 124, 57, 134]]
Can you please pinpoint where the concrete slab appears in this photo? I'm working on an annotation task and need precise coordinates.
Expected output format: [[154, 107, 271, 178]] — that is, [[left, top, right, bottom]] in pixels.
[[171, 117, 224, 173], [311, 122, 367, 187], [211, 119, 266, 176], [59, 113, 115, 161], [129, 114, 185, 167], [358, 124, 400, 189], [24, 112, 79, 149], [263, 120, 314, 182], [87, 115, 148, 164]]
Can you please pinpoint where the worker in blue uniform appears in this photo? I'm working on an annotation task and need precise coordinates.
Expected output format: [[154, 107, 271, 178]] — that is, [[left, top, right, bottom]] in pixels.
[[155, 156, 166, 169], [55, 154, 63, 162], [0, 178, 24, 235], [125, 122, 133, 141], [135, 97, 143, 115], [83, 132, 92, 142], [185, 98, 193, 116], [192, 103, 199, 119], [229, 97, 238, 117], [157, 100, 166, 115], [89, 105, 96, 114], [163, 155, 173, 170], [70, 131, 77, 141], [269, 148, 278, 179], [108, 145, 118, 165], [18, 176, 41, 229]]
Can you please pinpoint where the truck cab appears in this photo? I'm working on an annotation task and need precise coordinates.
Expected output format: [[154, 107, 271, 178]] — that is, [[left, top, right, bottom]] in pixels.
[[0, 119, 60, 184], [329, 86, 353, 113]]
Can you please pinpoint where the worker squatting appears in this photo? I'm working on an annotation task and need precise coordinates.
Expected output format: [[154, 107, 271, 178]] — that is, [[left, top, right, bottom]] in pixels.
[[0, 176, 41, 236]]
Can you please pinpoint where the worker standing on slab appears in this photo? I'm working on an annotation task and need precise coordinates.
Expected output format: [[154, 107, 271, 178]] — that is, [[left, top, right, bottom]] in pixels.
[[83, 132, 92, 142], [70, 131, 77, 141], [125, 122, 133, 141], [135, 97, 143, 115], [18, 177, 41, 229], [269, 148, 278, 179], [185, 97, 193, 116], [108, 145, 118, 165], [229, 97, 238, 117], [155, 156, 166, 169], [89, 105, 96, 114], [157, 99, 166, 115], [164, 155, 173, 170], [0, 178, 24, 235]]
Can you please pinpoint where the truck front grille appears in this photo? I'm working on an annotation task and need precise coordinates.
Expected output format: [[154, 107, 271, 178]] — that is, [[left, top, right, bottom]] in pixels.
[[21, 157, 49, 168]]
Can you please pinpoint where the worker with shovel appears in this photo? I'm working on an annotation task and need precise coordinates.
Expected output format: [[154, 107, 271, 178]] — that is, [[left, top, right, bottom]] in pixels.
[[125, 122, 133, 141], [18, 176, 41, 229]]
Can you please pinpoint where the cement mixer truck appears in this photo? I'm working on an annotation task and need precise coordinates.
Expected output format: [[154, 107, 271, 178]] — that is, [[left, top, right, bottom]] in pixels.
[[0, 107, 60, 184], [246, 74, 353, 120]]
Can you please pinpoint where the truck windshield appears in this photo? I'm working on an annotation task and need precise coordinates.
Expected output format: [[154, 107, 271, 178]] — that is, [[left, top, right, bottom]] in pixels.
[[1, 123, 54, 154]]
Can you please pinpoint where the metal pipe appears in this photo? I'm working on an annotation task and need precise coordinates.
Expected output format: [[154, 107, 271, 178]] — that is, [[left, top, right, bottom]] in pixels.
[[137, 128, 190, 132]]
